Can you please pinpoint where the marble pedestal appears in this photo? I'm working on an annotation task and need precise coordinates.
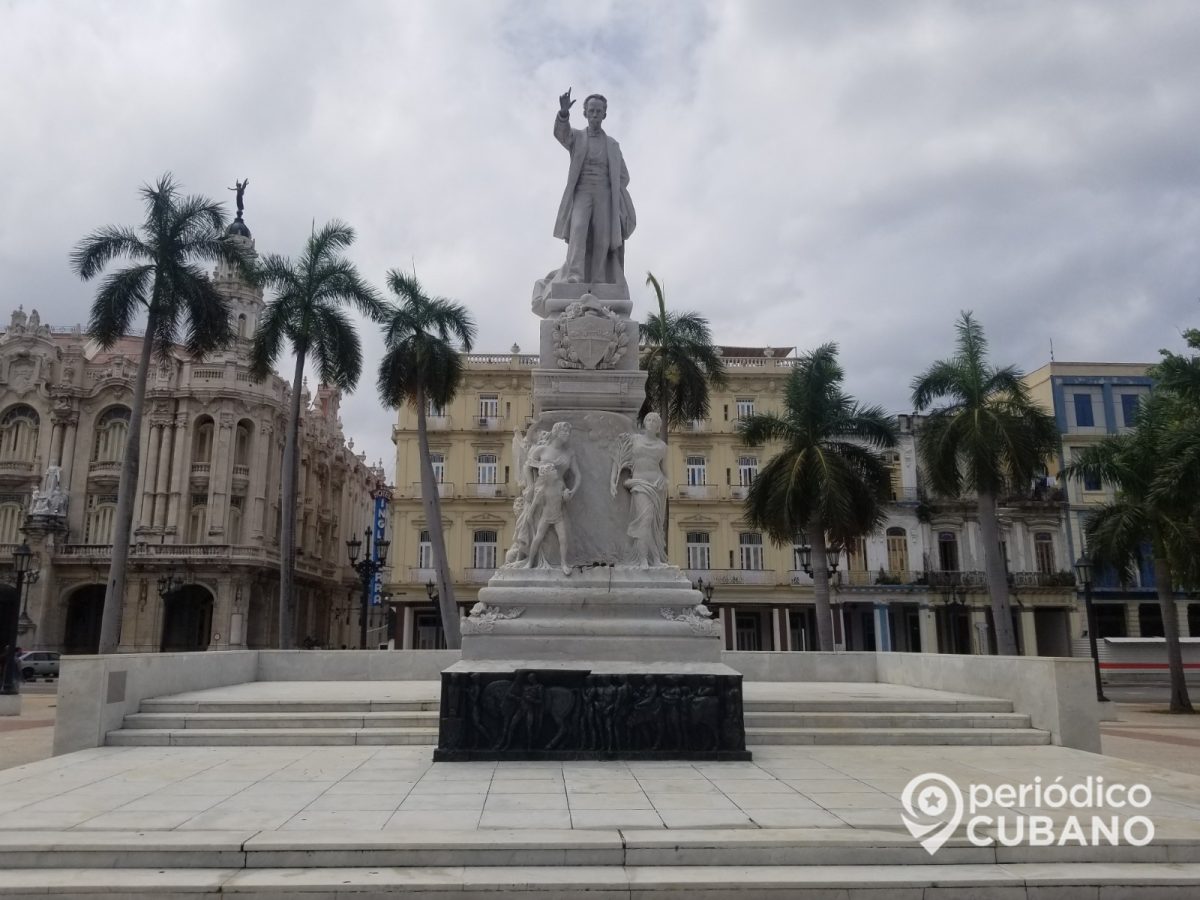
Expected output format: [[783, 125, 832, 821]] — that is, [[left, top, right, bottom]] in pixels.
[[436, 567, 749, 761]]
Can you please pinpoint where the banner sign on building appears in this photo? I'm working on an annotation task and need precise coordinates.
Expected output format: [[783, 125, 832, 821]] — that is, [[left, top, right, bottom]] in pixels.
[[370, 493, 387, 606]]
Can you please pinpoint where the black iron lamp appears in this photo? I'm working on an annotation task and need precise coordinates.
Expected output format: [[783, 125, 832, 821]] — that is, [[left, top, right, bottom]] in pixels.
[[798, 543, 839, 577], [1074, 555, 1108, 702], [346, 527, 389, 650], [692, 577, 715, 603]]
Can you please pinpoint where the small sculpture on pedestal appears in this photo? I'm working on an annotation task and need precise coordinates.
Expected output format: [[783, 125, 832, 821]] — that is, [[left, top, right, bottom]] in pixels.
[[505, 422, 580, 574], [28, 465, 67, 519], [610, 412, 668, 567]]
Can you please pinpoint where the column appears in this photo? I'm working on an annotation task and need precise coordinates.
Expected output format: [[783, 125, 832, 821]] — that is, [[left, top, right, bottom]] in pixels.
[[47, 422, 64, 468], [59, 414, 79, 490], [1177, 601, 1191, 639], [918, 604, 939, 654], [1019, 608, 1039, 656], [166, 413, 191, 533], [970, 607, 989, 654], [152, 418, 173, 529], [777, 608, 791, 651], [206, 412, 235, 541], [1125, 602, 1140, 637], [249, 422, 272, 541], [402, 605, 415, 650], [770, 606, 782, 652], [138, 424, 162, 529], [874, 603, 892, 652]]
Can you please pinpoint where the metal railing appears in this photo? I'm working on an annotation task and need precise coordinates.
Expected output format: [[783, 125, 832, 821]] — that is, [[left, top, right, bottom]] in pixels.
[[426, 416, 452, 431], [678, 483, 719, 500], [474, 416, 505, 431], [468, 482, 507, 499], [683, 567, 775, 586], [410, 482, 454, 499]]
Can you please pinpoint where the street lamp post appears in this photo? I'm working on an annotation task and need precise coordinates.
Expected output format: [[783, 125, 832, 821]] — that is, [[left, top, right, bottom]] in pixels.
[[1074, 556, 1109, 703], [2, 541, 36, 696], [346, 528, 390, 651]]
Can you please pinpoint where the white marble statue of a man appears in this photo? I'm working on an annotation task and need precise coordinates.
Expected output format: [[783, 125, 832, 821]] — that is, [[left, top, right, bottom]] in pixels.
[[610, 412, 669, 568], [534, 89, 637, 312]]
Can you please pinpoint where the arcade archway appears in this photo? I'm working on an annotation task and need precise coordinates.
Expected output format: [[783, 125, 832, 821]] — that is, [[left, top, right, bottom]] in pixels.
[[161, 585, 214, 652], [63, 585, 105, 654]]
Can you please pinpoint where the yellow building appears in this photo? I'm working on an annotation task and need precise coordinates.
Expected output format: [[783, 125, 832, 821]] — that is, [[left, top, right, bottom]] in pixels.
[[389, 348, 1079, 656]]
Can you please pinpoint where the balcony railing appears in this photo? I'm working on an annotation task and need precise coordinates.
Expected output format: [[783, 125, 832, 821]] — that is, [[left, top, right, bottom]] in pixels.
[[889, 487, 919, 503], [474, 416, 505, 431], [88, 460, 121, 476], [190, 462, 211, 475], [678, 483, 718, 500], [927, 570, 987, 589], [729, 484, 752, 500], [426, 415, 452, 431], [463, 567, 497, 583], [684, 567, 775, 586], [411, 481, 454, 499], [1010, 570, 1076, 589], [840, 569, 918, 587], [468, 482, 507, 499], [0, 460, 35, 475], [232, 464, 250, 478], [408, 567, 437, 584], [683, 419, 711, 432]]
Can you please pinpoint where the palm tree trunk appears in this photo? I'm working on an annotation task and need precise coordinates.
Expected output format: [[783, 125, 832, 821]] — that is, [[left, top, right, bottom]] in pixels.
[[97, 308, 157, 655], [416, 388, 462, 649], [277, 350, 305, 650], [660, 386, 670, 554], [809, 525, 835, 652], [1153, 554, 1193, 713], [977, 490, 1018, 656]]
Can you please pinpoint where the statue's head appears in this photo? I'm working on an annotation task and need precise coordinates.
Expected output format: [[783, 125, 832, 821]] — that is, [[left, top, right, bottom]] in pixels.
[[584, 94, 607, 129], [551, 421, 571, 442], [643, 412, 662, 436]]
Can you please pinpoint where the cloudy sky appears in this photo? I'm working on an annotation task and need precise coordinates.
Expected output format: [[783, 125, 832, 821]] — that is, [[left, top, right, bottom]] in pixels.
[[3, 1, 1198, 474]]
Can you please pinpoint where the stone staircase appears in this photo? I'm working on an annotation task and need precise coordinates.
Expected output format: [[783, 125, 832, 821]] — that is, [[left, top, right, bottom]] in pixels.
[[105, 683, 1050, 747]]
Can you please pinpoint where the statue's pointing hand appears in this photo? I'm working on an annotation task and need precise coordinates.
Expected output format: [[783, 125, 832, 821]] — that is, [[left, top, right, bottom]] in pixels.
[[559, 88, 575, 114]]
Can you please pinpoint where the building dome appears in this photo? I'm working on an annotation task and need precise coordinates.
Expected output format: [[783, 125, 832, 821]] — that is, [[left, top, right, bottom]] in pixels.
[[226, 215, 252, 238]]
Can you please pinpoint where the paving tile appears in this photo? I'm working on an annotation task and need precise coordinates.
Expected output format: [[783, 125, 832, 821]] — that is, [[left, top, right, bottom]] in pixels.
[[571, 809, 665, 828], [647, 794, 742, 810], [281, 809, 393, 830], [656, 808, 755, 828], [384, 810, 481, 831], [568, 793, 654, 810], [805, 792, 901, 809], [75, 809, 196, 830], [742, 808, 848, 827], [400, 794, 486, 811], [722, 791, 820, 810], [179, 808, 295, 830], [484, 793, 569, 811], [488, 778, 566, 793], [478, 810, 573, 829]]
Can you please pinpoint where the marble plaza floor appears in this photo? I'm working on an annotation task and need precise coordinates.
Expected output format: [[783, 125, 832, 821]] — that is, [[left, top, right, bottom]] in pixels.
[[5, 738, 1200, 835]]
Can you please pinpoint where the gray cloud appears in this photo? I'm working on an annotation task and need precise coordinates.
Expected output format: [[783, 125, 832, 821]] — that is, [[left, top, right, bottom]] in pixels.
[[2, 0, 1198, 476]]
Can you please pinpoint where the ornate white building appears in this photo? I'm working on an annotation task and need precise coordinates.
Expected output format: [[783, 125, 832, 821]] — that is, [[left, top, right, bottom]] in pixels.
[[0, 217, 386, 654]]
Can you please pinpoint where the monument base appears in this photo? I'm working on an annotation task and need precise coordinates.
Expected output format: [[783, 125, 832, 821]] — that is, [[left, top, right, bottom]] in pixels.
[[433, 660, 750, 762]]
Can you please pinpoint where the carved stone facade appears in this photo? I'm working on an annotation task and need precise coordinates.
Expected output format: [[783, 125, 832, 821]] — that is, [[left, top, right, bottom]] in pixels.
[[0, 228, 385, 654]]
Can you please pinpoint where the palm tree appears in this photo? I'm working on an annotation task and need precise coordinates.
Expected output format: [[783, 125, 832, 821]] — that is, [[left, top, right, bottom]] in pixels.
[[250, 221, 383, 649], [71, 173, 253, 654], [640, 273, 726, 544], [738, 344, 897, 651], [1063, 395, 1194, 713], [377, 271, 476, 649], [911, 311, 1059, 657]]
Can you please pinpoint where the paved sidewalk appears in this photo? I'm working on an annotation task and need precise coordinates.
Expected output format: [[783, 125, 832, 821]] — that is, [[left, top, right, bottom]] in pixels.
[[0, 690, 56, 771], [1102, 701, 1200, 777]]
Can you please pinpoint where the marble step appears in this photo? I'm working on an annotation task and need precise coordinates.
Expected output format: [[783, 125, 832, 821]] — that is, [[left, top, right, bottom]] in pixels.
[[744, 726, 1051, 745], [122, 711, 441, 729], [743, 711, 1033, 729], [2, 827, 1197, 870], [139, 699, 441, 713], [3, 863, 1200, 896], [743, 697, 1014, 713], [106, 727, 440, 746]]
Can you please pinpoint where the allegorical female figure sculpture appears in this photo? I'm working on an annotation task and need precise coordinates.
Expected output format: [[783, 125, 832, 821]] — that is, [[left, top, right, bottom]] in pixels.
[[505, 421, 580, 574], [610, 412, 668, 568]]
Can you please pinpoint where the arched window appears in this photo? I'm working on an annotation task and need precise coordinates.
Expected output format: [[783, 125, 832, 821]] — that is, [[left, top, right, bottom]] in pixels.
[[0, 501, 23, 544], [92, 406, 131, 462], [886, 527, 909, 575], [85, 494, 117, 544], [234, 421, 252, 467], [192, 417, 214, 465], [0, 405, 39, 463], [237, 313, 247, 339]]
